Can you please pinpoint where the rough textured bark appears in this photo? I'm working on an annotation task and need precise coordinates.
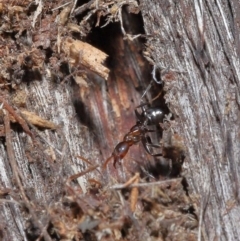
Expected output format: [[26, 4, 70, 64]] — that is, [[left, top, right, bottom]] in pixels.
[[0, 1, 153, 240], [140, 0, 240, 240], [1, 0, 239, 240]]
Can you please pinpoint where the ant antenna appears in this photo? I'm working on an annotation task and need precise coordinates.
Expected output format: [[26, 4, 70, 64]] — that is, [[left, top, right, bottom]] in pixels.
[[140, 80, 153, 102], [141, 64, 163, 102]]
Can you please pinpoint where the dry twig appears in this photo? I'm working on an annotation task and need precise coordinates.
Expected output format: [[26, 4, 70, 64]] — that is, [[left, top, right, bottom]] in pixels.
[[110, 177, 182, 189], [0, 95, 34, 140]]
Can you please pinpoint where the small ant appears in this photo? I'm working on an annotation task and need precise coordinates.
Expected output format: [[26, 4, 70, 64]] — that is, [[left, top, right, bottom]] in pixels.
[[104, 83, 165, 168]]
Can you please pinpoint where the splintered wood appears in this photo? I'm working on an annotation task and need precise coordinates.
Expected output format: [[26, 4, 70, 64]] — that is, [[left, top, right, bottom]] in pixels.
[[62, 37, 110, 80], [0, 97, 57, 135], [20, 109, 58, 130]]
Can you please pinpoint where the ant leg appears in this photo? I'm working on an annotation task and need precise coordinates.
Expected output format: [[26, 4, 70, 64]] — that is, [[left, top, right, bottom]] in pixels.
[[142, 142, 162, 156], [146, 129, 160, 133], [151, 90, 162, 102], [113, 156, 122, 168], [141, 136, 162, 156], [140, 75, 162, 104], [103, 154, 122, 169], [145, 143, 161, 148], [103, 155, 113, 169]]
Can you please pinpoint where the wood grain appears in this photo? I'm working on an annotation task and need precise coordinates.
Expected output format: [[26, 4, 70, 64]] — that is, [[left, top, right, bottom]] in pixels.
[[140, 0, 240, 240]]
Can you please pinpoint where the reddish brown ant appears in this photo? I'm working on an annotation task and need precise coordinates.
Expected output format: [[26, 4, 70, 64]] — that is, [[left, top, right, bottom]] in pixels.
[[103, 98, 165, 168]]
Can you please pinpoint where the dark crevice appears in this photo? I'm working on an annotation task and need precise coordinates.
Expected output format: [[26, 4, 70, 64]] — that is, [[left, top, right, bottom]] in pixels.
[[71, 5, 182, 181], [73, 98, 96, 132], [81, 9, 180, 178]]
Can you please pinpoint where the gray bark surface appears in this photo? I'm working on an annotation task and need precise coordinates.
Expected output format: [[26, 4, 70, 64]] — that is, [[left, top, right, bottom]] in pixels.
[[140, 0, 240, 240], [1, 0, 240, 240], [0, 1, 150, 240]]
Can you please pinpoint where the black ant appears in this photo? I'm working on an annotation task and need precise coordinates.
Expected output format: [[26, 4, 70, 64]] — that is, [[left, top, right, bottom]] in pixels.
[[104, 83, 166, 168]]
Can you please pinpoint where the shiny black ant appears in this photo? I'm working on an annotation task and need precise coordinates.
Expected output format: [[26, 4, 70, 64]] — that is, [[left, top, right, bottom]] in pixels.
[[104, 83, 165, 168]]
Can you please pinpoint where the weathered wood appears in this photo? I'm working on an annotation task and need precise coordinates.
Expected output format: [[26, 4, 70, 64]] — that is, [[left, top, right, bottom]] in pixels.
[[0, 1, 151, 240], [2, 0, 239, 240], [140, 0, 240, 240]]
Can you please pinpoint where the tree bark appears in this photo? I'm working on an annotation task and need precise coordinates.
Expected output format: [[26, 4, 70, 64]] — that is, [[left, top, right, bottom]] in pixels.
[[0, 1, 152, 240], [1, 0, 239, 240], [140, 0, 240, 240]]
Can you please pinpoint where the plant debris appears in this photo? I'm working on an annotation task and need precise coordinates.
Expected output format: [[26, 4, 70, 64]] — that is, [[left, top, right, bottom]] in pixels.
[[44, 170, 198, 241], [0, 1, 199, 240], [61, 37, 110, 80]]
